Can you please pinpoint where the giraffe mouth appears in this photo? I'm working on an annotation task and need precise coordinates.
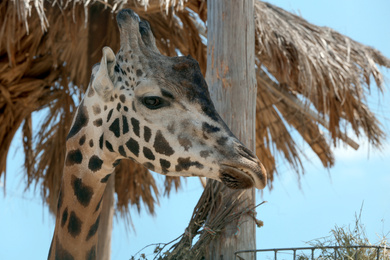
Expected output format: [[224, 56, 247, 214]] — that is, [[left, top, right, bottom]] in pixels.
[[219, 164, 266, 190]]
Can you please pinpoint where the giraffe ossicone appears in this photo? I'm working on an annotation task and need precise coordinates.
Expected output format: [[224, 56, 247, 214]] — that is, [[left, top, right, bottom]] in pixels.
[[49, 9, 266, 260]]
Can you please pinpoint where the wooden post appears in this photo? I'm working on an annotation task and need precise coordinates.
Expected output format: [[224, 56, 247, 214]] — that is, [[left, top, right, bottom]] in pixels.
[[205, 0, 257, 259], [96, 175, 115, 260], [87, 5, 115, 260], [87, 4, 111, 73]]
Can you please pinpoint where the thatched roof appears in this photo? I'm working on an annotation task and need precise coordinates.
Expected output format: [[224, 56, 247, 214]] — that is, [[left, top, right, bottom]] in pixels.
[[0, 0, 388, 214]]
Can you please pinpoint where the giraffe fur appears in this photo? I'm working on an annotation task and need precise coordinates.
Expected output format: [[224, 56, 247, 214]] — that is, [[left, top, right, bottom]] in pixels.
[[49, 9, 267, 260]]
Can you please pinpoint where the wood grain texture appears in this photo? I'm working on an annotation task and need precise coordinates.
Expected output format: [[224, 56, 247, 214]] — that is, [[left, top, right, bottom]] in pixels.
[[88, 6, 115, 260], [205, 0, 257, 259], [96, 175, 115, 260]]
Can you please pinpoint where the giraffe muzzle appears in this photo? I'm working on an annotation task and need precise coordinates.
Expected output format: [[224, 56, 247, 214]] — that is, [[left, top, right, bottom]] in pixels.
[[219, 161, 267, 190]]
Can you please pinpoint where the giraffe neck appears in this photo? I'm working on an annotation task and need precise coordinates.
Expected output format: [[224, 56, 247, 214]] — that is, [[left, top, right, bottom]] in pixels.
[[48, 134, 117, 260]]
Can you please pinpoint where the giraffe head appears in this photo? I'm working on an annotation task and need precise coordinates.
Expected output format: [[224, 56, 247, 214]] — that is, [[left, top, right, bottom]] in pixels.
[[80, 9, 266, 189]]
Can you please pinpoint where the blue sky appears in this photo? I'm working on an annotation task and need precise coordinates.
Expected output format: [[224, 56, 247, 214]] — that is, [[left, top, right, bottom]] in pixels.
[[1, 0, 389, 259]]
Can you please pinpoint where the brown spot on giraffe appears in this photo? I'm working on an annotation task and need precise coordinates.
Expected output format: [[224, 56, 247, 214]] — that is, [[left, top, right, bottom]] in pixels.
[[159, 158, 171, 174], [178, 136, 192, 151], [143, 126, 152, 142], [130, 117, 140, 137], [88, 155, 103, 172], [71, 175, 94, 207], [126, 138, 139, 157], [175, 157, 204, 172], [67, 211, 82, 238], [67, 100, 89, 140], [79, 135, 86, 145], [143, 162, 155, 171], [86, 215, 100, 241], [66, 149, 83, 166], [93, 118, 103, 127], [61, 207, 69, 228], [92, 104, 101, 115], [86, 245, 96, 260], [122, 116, 129, 134], [143, 146, 155, 160], [153, 130, 174, 156], [100, 174, 111, 183]]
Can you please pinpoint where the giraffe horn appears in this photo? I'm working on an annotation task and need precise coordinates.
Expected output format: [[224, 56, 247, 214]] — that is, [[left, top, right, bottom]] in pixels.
[[116, 9, 143, 52], [139, 19, 160, 54]]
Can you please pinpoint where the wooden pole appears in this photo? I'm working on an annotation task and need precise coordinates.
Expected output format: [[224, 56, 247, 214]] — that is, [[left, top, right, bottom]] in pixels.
[[96, 175, 115, 260], [87, 5, 115, 260], [205, 0, 257, 259]]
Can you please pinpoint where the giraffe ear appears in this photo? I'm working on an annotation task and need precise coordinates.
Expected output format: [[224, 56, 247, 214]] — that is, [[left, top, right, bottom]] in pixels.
[[92, 47, 116, 101]]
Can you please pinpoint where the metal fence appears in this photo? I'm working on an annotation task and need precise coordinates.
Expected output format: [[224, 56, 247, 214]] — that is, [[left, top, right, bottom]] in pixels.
[[234, 245, 389, 260]]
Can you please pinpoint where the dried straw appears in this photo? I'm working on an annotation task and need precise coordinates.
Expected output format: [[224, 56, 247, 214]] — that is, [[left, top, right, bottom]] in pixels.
[[133, 180, 266, 259]]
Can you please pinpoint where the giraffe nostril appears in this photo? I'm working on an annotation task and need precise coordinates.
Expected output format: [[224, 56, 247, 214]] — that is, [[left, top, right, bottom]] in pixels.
[[237, 145, 257, 162]]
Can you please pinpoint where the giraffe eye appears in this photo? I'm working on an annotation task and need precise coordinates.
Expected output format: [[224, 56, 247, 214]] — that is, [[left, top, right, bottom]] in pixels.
[[142, 96, 164, 109]]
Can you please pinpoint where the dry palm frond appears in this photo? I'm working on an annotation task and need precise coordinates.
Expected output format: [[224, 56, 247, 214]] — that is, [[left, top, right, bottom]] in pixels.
[[254, 1, 388, 147], [256, 68, 335, 185], [0, 0, 389, 216]]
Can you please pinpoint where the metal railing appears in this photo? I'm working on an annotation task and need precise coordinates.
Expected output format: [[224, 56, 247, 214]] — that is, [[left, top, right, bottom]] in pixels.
[[234, 245, 389, 260]]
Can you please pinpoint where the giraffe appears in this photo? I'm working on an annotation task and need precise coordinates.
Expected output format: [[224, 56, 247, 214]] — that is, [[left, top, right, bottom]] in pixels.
[[48, 9, 267, 260]]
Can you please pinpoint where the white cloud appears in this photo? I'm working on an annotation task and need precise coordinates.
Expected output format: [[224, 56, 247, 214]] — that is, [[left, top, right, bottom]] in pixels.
[[333, 140, 390, 162]]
